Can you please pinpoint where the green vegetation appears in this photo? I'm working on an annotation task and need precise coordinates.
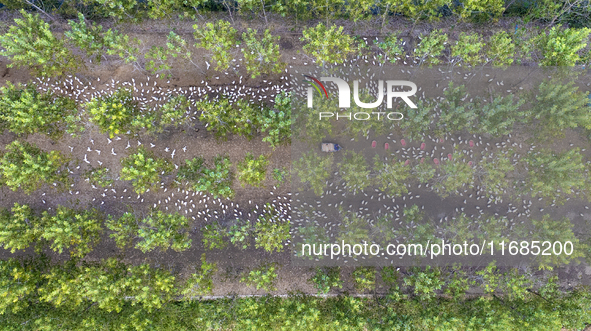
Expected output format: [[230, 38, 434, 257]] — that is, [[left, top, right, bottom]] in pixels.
[[120, 147, 173, 194], [352, 266, 376, 292], [0, 82, 80, 138], [415, 29, 448, 67], [294, 151, 333, 196], [85, 166, 115, 187], [86, 88, 140, 138], [0, 203, 40, 253], [338, 151, 371, 193], [301, 23, 355, 66], [451, 32, 484, 66], [237, 153, 269, 187], [240, 262, 279, 291], [0, 10, 79, 77], [373, 155, 411, 196], [177, 155, 234, 199], [107, 209, 191, 253], [0, 141, 70, 193], [180, 254, 217, 297], [309, 267, 343, 294], [524, 148, 587, 203], [193, 20, 238, 71], [254, 204, 290, 253], [241, 28, 284, 78]]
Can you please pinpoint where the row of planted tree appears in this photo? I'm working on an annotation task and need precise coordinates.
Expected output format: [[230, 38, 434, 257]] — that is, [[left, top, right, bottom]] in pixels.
[[1, 253, 590, 331], [1, 0, 589, 26], [295, 147, 591, 204], [298, 80, 591, 145], [1, 11, 591, 79], [293, 203, 588, 269], [0, 199, 290, 257]]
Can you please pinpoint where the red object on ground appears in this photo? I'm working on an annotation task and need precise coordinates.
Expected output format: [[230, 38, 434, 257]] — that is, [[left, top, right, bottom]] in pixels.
[[401, 139, 406, 146], [448, 153, 453, 160], [404, 160, 410, 166], [384, 142, 389, 150], [469, 140, 474, 147], [440, 138, 444, 143], [468, 161, 473, 166], [433, 158, 440, 165], [420, 142, 426, 150], [372, 140, 377, 148], [420, 157, 424, 163]]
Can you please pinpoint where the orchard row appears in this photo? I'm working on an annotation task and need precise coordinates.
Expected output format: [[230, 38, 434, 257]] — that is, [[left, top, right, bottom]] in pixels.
[[2, 253, 590, 331], [1, 11, 591, 79], [0, 198, 290, 257], [1, 0, 588, 26]]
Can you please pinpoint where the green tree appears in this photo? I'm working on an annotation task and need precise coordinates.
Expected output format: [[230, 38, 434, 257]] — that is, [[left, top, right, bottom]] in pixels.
[[474, 94, 524, 136], [144, 45, 174, 76], [535, 25, 590, 66], [294, 151, 333, 196], [0, 10, 79, 77], [65, 13, 109, 63], [373, 155, 411, 197], [486, 30, 515, 67], [455, 0, 505, 21], [228, 219, 251, 249], [438, 82, 477, 134], [197, 96, 261, 140], [301, 23, 355, 66], [193, 20, 238, 71], [136, 210, 192, 253], [475, 152, 515, 197], [414, 29, 448, 67], [0, 82, 80, 138], [404, 266, 444, 301], [0, 203, 40, 253], [134, 95, 190, 134], [254, 204, 290, 253], [241, 28, 284, 78], [106, 209, 192, 252], [237, 153, 269, 187], [434, 152, 474, 198], [375, 32, 405, 64], [412, 160, 436, 183], [120, 147, 173, 194], [0, 256, 47, 314], [123, 262, 176, 312], [384, 0, 451, 22], [260, 92, 292, 149], [180, 253, 218, 297], [309, 267, 343, 294], [526, 80, 591, 138], [177, 156, 234, 199], [451, 32, 484, 66], [86, 88, 141, 138], [396, 204, 437, 244], [104, 29, 142, 67], [89, 0, 140, 22], [524, 148, 586, 203], [40, 206, 103, 258], [338, 151, 370, 194], [352, 267, 376, 292], [201, 221, 228, 249], [105, 212, 137, 249], [0, 141, 70, 193], [240, 262, 279, 292], [517, 215, 587, 269], [399, 99, 434, 141]]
